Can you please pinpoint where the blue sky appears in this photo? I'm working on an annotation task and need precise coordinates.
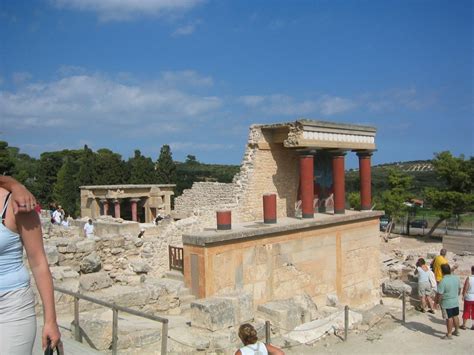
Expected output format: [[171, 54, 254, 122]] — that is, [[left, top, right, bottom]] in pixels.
[[1, 0, 472, 168]]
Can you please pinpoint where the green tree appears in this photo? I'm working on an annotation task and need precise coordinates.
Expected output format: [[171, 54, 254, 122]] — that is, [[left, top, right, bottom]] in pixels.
[[0, 141, 14, 175], [77, 145, 96, 186], [379, 169, 413, 233], [53, 157, 80, 216], [127, 150, 157, 184], [93, 149, 128, 185], [425, 152, 474, 236], [348, 191, 361, 210], [36, 151, 67, 204], [156, 145, 176, 184]]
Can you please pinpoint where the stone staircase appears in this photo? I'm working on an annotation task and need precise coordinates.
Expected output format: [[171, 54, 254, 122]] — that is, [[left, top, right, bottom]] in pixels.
[[163, 270, 196, 315]]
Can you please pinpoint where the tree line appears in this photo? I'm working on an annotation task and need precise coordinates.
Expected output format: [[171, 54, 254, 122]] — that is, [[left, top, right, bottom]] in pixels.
[[0, 141, 239, 217], [347, 152, 473, 235], [1, 140, 472, 229]]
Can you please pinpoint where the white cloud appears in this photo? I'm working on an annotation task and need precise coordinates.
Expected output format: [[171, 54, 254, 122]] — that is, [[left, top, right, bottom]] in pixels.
[[12, 72, 32, 85], [172, 21, 200, 36], [364, 87, 432, 112], [161, 70, 213, 87], [318, 95, 357, 115], [0, 72, 222, 130], [52, 0, 204, 21], [170, 141, 235, 152], [238, 94, 356, 116]]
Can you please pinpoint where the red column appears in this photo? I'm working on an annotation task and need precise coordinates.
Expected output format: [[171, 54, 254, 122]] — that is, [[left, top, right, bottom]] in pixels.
[[130, 198, 139, 222], [332, 152, 346, 214], [357, 151, 373, 210], [114, 199, 121, 219], [101, 199, 109, 216], [216, 210, 232, 230], [263, 193, 277, 224], [300, 155, 314, 218]]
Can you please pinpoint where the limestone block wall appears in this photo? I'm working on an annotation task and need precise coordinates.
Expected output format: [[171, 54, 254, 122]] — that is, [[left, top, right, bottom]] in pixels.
[[184, 218, 380, 308], [173, 182, 238, 218], [174, 125, 299, 224], [235, 144, 299, 222]]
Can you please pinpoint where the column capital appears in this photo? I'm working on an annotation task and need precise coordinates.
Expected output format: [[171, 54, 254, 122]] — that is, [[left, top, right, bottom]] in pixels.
[[130, 198, 141, 203], [113, 199, 121, 204], [99, 198, 108, 203], [355, 150, 375, 157]]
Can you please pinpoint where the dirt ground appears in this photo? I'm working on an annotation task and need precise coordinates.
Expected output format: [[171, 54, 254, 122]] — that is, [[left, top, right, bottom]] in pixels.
[[285, 234, 474, 355]]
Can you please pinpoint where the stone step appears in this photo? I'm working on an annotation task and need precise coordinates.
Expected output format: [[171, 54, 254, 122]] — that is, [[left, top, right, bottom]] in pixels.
[[164, 270, 184, 281], [179, 294, 196, 306]]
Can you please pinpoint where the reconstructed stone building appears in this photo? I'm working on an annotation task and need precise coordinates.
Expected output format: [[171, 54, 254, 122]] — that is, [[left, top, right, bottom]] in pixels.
[[80, 184, 175, 223], [177, 120, 382, 308]]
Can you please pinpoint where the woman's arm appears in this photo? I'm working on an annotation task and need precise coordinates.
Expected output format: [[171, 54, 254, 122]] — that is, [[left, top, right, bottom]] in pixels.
[[0, 176, 37, 213], [15, 210, 61, 350], [266, 343, 285, 355], [462, 277, 469, 299]]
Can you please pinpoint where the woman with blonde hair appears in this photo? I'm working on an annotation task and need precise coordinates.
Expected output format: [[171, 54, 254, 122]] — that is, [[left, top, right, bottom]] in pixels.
[[235, 323, 284, 355], [0, 179, 61, 353]]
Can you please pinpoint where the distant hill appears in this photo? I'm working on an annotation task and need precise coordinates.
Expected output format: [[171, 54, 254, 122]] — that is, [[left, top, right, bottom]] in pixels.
[[346, 159, 442, 198], [374, 160, 434, 172]]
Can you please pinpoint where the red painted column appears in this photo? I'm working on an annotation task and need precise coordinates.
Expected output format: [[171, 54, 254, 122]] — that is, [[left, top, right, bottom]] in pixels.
[[332, 152, 346, 214], [357, 151, 373, 210], [216, 210, 232, 230], [263, 193, 277, 224], [101, 199, 109, 216], [130, 198, 140, 222], [300, 155, 314, 218], [114, 199, 121, 219]]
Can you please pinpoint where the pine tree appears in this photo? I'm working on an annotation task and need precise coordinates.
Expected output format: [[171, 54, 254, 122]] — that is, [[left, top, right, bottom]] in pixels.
[[77, 145, 96, 186], [53, 157, 80, 217], [156, 145, 176, 184], [0, 141, 14, 175], [128, 150, 157, 184], [93, 149, 128, 185]]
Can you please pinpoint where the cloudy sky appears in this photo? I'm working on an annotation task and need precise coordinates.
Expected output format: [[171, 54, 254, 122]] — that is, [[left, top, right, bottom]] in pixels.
[[1, 0, 472, 167]]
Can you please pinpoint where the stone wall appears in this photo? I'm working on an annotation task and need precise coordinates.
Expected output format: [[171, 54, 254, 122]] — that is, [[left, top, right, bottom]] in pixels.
[[173, 182, 238, 219], [174, 125, 299, 224], [183, 215, 381, 309]]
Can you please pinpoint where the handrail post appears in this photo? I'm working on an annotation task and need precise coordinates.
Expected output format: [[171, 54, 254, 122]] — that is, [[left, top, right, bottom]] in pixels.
[[168, 245, 172, 271], [161, 321, 168, 354], [74, 296, 82, 342], [344, 305, 349, 341], [112, 307, 119, 355], [265, 320, 271, 344], [402, 292, 406, 324]]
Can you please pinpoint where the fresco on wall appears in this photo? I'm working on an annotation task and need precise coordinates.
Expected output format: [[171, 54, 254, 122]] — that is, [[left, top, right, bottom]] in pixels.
[[296, 151, 334, 215], [314, 151, 334, 212]]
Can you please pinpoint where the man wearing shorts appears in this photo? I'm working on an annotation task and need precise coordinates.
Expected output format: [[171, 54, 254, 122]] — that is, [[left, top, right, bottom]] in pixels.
[[435, 263, 461, 339]]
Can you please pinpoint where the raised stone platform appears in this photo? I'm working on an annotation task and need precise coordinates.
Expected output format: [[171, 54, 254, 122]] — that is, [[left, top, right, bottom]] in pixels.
[[183, 210, 383, 309], [183, 210, 383, 246]]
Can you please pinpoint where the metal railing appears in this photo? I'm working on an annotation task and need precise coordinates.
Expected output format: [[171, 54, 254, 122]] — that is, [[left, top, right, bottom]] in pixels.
[[54, 286, 169, 354], [168, 245, 184, 273]]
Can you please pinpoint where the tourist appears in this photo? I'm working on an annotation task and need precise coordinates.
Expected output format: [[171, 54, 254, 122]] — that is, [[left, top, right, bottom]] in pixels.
[[435, 264, 461, 339], [431, 248, 452, 283], [0, 185, 62, 353], [52, 206, 63, 225], [0, 176, 37, 213], [83, 219, 95, 238], [460, 265, 474, 330], [415, 258, 435, 313], [235, 323, 284, 355], [138, 228, 145, 238]]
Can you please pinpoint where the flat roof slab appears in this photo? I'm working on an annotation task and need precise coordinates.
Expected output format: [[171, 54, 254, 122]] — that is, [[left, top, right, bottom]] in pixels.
[[183, 210, 384, 247]]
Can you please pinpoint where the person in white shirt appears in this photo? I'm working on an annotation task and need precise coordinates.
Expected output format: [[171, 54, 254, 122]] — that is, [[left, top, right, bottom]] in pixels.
[[83, 219, 94, 238], [235, 323, 284, 355], [52, 208, 62, 225]]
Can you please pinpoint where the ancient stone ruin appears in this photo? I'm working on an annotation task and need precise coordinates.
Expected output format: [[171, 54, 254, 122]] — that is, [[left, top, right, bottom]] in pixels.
[[39, 119, 391, 353]]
